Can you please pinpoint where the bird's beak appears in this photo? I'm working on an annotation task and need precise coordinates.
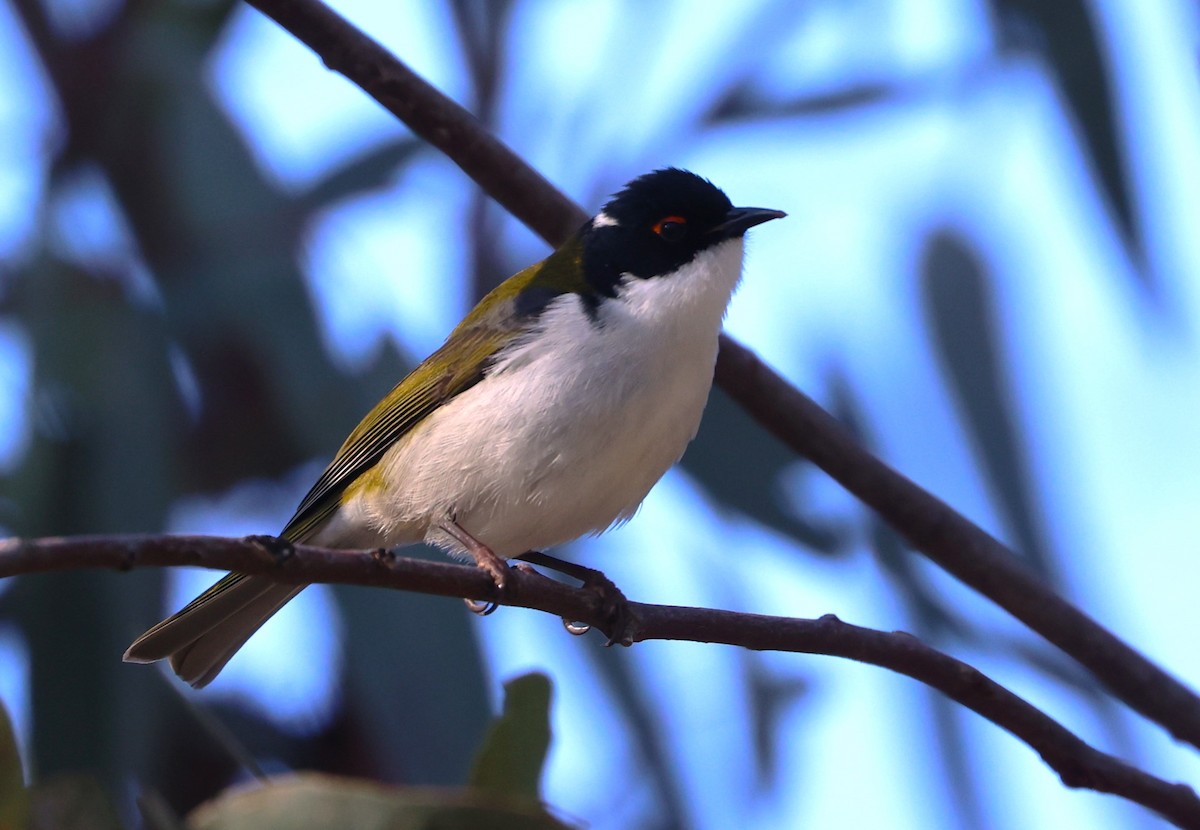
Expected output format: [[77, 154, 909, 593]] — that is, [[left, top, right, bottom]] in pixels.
[[710, 206, 787, 239]]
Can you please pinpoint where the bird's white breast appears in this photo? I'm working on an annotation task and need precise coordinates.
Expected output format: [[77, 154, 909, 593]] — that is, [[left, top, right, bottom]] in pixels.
[[341, 237, 746, 557]]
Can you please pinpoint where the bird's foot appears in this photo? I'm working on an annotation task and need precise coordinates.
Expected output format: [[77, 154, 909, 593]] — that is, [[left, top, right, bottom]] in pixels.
[[244, 534, 295, 564], [463, 562, 545, 616], [516, 550, 636, 646], [371, 547, 397, 566]]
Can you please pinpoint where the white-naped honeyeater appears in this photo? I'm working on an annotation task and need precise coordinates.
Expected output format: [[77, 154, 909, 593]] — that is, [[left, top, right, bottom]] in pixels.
[[124, 168, 785, 687]]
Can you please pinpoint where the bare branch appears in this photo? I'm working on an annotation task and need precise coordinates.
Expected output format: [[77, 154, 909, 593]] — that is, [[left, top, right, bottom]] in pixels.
[[2, 533, 1198, 827], [241, 0, 1200, 751]]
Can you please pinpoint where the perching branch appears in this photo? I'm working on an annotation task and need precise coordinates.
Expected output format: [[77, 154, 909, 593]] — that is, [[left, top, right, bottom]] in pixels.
[[241, 0, 1200, 753], [1, 533, 1198, 827]]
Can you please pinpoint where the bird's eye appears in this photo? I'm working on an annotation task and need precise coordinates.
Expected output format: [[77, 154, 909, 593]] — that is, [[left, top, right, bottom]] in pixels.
[[652, 215, 687, 241]]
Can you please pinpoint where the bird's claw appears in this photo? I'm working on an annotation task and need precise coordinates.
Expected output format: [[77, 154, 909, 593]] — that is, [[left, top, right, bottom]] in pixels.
[[464, 597, 499, 616], [245, 534, 295, 564], [371, 547, 397, 567], [562, 619, 591, 636]]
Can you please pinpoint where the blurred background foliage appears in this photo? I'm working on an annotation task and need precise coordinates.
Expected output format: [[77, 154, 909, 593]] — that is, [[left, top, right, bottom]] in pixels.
[[0, 0, 1197, 828]]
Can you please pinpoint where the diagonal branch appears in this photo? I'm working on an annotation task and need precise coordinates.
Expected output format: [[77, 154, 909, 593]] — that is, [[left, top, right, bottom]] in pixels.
[[240, 0, 1200, 751], [2, 533, 1198, 827]]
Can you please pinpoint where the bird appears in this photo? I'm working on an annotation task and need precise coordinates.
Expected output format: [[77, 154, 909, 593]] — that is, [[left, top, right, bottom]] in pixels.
[[124, 168, 785, 688]]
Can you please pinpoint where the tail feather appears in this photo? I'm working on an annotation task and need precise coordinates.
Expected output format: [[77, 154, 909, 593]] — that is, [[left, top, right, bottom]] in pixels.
[[168, 581, 304, 688], [124, 572, 304, 688]]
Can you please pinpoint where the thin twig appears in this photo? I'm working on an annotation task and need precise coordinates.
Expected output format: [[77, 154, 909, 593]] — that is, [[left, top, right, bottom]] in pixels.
[[1, 533, 1198, 827], [241, 0, 1200, 752]]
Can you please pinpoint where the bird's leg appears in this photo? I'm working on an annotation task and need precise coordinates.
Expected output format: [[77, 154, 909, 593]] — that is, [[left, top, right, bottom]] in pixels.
[[438, 518, 510, 618], [516, 550, 636, 646]]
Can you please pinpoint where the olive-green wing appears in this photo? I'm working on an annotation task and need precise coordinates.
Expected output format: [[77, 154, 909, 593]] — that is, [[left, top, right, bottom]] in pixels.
[[280, 322, 512, 542], [282, 233, 591, 544]]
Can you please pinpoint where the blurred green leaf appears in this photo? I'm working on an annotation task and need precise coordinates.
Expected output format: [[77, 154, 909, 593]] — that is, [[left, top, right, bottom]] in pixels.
[[468, 673, 551, 801], [746, 659, 808, 788], [0, 697, 27, 830], [921, 229, 1055, 578], [1, 258, 178, 782], [992, 0, 1146, 291], [28, 775, 123, 830], [335, 582, 492, 786], [300, 141, 424, 212], [137, 789, 187, 830], [187, 773, 573, 830], [706, 80, 897, 124], [685, 387, 847, 556]]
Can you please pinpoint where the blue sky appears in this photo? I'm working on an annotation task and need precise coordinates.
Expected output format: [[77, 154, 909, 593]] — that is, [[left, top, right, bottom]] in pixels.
[[3, 1, 1200, 827]]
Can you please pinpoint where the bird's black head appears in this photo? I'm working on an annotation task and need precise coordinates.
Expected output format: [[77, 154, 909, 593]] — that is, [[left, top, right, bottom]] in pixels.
[[580, 168, 784, 298]]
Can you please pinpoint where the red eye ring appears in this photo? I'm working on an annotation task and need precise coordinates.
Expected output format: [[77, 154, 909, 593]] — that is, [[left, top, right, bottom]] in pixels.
[[652, 215, 687, 240]]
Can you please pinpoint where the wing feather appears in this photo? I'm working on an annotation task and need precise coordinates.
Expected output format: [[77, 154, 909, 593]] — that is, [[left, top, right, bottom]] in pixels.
[[280, 323, 511, 541]]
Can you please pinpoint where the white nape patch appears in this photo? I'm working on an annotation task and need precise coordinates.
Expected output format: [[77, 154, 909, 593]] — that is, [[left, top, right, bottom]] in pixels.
[[592, 211, 619, 228]]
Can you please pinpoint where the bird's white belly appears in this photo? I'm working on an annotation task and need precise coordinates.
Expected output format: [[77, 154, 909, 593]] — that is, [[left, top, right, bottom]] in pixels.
[[400, 348, 711, 555], [373, 319, 715, 555]]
